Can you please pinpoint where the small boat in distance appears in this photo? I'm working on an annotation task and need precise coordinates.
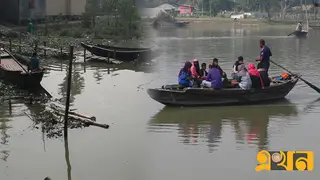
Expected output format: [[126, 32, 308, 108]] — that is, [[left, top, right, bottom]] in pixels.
[[147, 75, 300, 106], [174, 21, 190, 27], [153, 20, 190, 29], [81, 42, 156, 62], [293, 1, 309, 38]]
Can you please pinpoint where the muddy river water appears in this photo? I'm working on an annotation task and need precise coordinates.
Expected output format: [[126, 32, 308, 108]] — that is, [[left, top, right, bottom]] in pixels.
[[1, 24, 320, 180]]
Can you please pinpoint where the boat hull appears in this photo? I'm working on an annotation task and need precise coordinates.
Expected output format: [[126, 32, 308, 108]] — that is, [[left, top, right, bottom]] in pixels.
[[0, 68, 44, 89], [293, 31, 308, 37], [175, 21, 190, 27], [147, 77, 299, 106], [81, 42, 156, 62]]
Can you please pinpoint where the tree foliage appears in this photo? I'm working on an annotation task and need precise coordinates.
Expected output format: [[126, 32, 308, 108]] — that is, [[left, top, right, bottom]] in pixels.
[[84, 0, 142, 39], [196, 0, 235, 16]]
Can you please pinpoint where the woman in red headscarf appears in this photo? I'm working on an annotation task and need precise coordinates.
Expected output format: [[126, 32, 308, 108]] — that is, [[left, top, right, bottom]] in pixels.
[[248, 63, 264, 89], [191, 59, 206, 79], [190, 59, 205, 87]]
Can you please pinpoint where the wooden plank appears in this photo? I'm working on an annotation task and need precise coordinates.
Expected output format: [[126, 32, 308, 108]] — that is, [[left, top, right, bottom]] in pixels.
[[0, 58, 26, 71]]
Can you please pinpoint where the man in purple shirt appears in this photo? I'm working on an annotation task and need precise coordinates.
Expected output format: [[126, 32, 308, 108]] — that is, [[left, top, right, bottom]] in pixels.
[[201, 61, 222, 89], [255, 39, 272, 75]]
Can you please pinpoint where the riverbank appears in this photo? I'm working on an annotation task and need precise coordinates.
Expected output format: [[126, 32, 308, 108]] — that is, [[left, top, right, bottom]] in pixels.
[[176, 17, 302, 27]]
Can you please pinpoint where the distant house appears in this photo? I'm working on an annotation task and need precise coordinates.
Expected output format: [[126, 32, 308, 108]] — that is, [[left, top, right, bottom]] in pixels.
[[178, 4, 196, 16], [141, 3, 178, 19], [0, 0, 86, 24]]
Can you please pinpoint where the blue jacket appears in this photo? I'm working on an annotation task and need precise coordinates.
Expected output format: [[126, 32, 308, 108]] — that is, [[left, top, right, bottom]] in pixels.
[[206, 68, 222, 89], [178, 71, 192, 87], [260, 46, 272, 65], [30, 56, 40, 70]]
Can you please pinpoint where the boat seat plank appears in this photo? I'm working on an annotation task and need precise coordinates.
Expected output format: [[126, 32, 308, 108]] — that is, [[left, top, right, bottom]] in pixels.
[[0, 58, 27, 71]]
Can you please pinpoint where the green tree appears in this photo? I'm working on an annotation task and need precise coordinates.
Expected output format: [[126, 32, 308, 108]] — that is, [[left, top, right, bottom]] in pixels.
[[199, 0, 235, 16], [84, 0, 142, 38]]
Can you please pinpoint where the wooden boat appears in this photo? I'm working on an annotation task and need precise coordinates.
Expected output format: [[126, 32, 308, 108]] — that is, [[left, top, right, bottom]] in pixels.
[[293, 2, 309, 38], [147, 75, 300, 106], [293, 30, 308, 37], [0, 49, 44, 89], [81, 42, 155, 62], [153, 20, 190, 28], [175, 21, 190, 27]]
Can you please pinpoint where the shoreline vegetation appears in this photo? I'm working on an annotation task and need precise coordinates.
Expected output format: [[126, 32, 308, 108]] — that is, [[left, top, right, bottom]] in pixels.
[[0, 0, 146, 56]]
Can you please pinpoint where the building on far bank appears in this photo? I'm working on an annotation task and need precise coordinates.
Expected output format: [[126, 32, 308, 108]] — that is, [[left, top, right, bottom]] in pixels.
[[178, 4, 196, 16], [0, 0, 86, 24]]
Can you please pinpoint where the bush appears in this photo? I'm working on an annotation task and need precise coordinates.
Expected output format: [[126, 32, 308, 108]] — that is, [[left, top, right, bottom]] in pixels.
[[59, 29, 69, 37], [71, 29, 83, 38], [6, 31, 19, 38], [81, 12, 93, 28]]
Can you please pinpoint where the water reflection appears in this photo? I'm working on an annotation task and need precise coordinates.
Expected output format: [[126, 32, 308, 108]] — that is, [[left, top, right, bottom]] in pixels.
[[153, 25, 293, 38], [0, 104, 11, 162], [149, 100, 298, 153], [303, 97, 320, 113], [83, 61, 156, 74], [59, 64, 85, 106], [0, 118, 10, 162]]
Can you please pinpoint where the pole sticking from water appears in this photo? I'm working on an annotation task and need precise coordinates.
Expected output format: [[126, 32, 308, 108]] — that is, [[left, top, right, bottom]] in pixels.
[[64, 46, 74, 138]]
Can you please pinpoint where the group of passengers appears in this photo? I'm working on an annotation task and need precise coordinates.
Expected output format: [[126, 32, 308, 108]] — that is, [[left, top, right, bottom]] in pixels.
[[178, 39, 272, 90]]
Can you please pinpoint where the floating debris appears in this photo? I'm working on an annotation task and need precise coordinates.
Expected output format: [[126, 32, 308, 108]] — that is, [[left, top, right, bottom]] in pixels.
[[26, 102, 109, 139], [1, 80, 108, 139]]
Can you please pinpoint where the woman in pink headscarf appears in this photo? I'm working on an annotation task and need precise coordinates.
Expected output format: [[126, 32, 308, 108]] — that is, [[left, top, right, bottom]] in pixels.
[[248, 63, 264, 89], [190, 59, 205, 87], [191, 59, 205, 79]]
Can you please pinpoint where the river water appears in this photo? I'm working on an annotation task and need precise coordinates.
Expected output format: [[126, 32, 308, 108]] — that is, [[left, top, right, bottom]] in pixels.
[[1, 24, 320, 180]]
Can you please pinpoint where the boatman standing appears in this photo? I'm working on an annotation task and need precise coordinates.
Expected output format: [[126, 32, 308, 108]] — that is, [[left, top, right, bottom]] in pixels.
[[296, 21, 303, 32], [255, 39, 272, 75], [29, 52, 40, 72]]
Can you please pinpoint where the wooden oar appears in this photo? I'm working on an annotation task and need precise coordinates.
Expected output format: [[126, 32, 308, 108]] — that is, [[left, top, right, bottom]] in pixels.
[[3, 48, 52, 98], [287, 31, 295, 36], [270, 59, 320, 94]]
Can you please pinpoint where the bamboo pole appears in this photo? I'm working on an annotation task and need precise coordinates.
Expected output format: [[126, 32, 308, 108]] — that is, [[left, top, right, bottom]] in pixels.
[[107, 52, 110, 63], [9, 38, 12, 52], [84, 48, 86, 63], [52, 110, 109, 129], [19, 34, 22, 53], [8, 99, 12, 115], [43, 41, 47, 56], [50, 103, 96, 121], [35, 41, 38, 53], [64, 134, 72, 180], [64, 46, 74, 138]]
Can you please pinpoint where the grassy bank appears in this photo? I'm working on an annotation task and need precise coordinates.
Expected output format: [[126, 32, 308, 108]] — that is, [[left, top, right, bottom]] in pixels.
[[0, 17, 149, 57]]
